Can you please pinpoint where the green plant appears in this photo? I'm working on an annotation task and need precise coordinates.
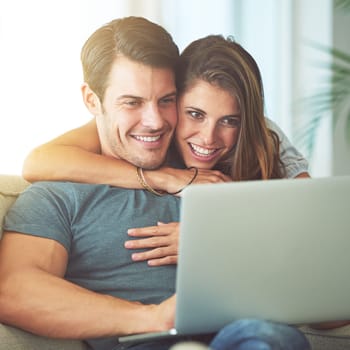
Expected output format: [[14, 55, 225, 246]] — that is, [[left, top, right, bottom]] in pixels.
[[335, 0, 350, 11], [294, 0, 350, 160]]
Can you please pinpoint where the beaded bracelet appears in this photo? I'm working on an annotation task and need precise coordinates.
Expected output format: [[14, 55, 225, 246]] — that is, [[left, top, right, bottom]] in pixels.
[[167, 167, 199, 195]]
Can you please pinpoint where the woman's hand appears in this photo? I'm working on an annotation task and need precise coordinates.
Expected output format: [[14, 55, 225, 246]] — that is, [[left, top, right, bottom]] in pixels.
[[192, 168, 232, 184], [145, 167, 232, 196], [125, 222, 179, 266]]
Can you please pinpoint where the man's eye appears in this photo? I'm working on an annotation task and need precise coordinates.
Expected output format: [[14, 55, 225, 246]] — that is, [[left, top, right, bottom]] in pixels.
[[125, 100, 140, 107], [123, 100, 142, 108], [160, 96, 176, 105], [220, 116, 241, 128]]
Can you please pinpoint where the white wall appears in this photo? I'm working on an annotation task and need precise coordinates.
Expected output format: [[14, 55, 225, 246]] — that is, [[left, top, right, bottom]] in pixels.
[[161, 0, 235, 51], [0, 0, 134, 175]]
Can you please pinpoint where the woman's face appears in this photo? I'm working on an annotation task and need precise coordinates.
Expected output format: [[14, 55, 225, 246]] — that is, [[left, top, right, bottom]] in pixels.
[[175, 80, 241, 169]]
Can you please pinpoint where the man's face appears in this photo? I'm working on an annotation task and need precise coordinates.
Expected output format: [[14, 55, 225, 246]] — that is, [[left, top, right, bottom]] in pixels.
[[95, 56, 177, 169]]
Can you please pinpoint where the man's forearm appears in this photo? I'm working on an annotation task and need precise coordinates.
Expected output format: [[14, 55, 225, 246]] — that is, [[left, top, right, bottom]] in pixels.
[[0, 268, 164, 339]]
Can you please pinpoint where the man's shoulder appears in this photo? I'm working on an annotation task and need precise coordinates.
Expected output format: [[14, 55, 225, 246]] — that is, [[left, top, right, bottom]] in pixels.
[[24, 182, 180, 205], [28, 181, 106, 191], [23, 181, 111, 201], [25, 182, 151, 201]]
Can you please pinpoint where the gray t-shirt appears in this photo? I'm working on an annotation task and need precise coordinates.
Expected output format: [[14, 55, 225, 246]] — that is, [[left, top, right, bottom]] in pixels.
[[4, 181, 180, 350]]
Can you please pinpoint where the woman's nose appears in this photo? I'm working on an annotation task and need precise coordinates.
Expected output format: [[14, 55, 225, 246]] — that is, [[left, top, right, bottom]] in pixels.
[[200, 124, 217, 145]]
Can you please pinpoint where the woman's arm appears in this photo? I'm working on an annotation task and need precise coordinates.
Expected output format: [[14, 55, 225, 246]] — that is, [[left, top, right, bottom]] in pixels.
[[22, 119, 141, 188], [23, 119, 230, 191]]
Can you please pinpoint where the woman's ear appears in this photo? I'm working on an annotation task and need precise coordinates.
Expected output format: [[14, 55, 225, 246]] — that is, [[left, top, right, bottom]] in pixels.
[[81, 83, 102, 116]]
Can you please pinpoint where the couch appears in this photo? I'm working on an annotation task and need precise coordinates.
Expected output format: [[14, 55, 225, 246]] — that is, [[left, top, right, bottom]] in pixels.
[[1, 174, 350, 350]]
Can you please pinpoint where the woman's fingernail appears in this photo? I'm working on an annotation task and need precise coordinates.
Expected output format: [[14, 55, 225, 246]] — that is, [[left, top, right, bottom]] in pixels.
[[132, 253, 140, 261]]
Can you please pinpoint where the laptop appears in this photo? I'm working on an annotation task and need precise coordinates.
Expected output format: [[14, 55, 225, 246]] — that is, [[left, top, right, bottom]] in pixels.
[[119, 176, 350, 344]]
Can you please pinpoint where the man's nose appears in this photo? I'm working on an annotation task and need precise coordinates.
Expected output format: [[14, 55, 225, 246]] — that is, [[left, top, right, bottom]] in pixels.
[[141, 104, 165, 130]]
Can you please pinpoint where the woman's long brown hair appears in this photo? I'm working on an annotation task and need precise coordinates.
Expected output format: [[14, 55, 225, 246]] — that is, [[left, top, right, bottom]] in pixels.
[[176, 35, 285, 180]]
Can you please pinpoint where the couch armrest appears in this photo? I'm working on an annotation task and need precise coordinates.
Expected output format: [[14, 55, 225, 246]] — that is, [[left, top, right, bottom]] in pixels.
[[0, 175, 30, 238], [0, 323, 87, 350]]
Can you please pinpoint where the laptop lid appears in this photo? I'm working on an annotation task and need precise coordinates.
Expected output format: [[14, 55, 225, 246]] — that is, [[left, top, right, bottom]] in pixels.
[[175, 176, 350, 334]]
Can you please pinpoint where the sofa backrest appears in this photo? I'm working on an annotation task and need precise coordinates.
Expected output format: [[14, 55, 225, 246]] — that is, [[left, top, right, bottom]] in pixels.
[[0, 175, 30, 239]]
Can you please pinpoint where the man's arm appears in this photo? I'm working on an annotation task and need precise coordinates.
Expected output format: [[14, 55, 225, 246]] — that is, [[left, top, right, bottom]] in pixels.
[[0, 232, 174, 339]]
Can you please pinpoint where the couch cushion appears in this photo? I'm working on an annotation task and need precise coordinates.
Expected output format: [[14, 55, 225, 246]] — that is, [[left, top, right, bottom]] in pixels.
[[0, 175, 30, 238], [299, 324, 350, 350], [0, 323, 87, 350]]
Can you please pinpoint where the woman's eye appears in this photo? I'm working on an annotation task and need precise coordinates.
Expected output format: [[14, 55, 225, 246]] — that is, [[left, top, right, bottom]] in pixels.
[[220, 116, 241, 128], [187, 110, 203, 120]]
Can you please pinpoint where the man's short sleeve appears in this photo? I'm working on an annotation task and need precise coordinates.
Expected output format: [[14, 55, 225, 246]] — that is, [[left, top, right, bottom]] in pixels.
[[3, 182, 73, 252]]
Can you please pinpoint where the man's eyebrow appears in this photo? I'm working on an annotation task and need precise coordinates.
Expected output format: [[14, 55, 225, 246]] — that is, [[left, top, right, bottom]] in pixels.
[[116, 91, 177, 102], [116, 95, 142, 100]]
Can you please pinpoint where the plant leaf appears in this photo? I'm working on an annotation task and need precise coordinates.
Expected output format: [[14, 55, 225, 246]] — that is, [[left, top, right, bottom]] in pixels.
[[296, 42, 350, 154], [335, 0, 350, 11]]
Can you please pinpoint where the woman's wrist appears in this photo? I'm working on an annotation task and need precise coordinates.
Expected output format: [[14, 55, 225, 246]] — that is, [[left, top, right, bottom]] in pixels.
[[136, 167, 165, 196], [141, 167, 198, 195], [142, 168, 170, 192]]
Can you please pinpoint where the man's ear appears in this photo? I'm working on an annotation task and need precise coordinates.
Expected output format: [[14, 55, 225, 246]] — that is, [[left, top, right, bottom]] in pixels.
[[81, 83, 102, 116]]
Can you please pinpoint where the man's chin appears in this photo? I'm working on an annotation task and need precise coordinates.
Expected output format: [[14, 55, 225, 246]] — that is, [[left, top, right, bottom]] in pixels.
[[133, 156, 166, 170], [138, 161, 164, 170]]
